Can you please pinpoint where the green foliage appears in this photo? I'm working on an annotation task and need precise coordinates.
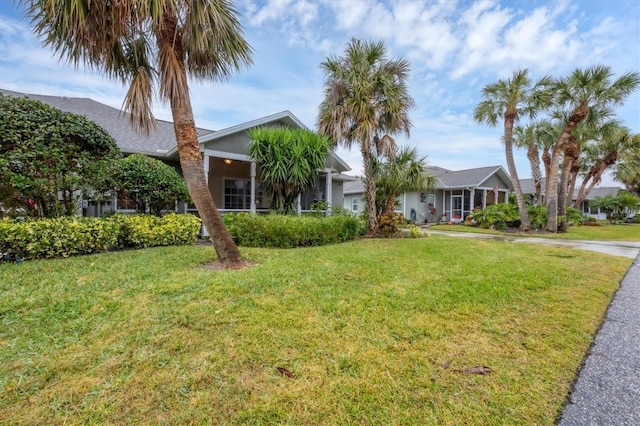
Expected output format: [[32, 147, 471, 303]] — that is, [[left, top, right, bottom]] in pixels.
[[375, 213, 407, 237], [110, 213, 201, 248], [0, 94, 121, 218], [374, 146, 434, 216], [223, 213, 363, 248], [113, 154, 190, 215], [590, 192, 640, 223], [248, 127, 330, 214], [0, 217, 119, 260], [0, 213, 200, 260], [472, 204, 520, 229], [527, 204, 549, 230], [564, 207, 585, 227]]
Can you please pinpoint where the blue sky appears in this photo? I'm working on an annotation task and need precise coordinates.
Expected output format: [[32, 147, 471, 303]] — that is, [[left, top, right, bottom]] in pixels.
[[1, 0, 638, 185]]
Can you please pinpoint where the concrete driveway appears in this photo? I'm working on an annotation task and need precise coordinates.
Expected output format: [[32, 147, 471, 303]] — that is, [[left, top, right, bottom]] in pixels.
[[426, 230, 640, 259]]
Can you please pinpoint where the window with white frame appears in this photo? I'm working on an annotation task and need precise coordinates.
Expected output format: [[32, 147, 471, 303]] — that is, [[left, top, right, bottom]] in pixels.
[[394, 195, 403, 213], [224, 179, 262, 210], [351, 197, 359, 212]]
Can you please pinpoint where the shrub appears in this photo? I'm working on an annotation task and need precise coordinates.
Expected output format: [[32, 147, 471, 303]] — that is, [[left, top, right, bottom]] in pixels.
[[0, 217, 119, 261], [633, 214, 640, 224], [527, 204, 548, 230], [223, 213, 363, 248], [473, 204, 519, 229], [565, 207, 585, 227], [375, 213, 406, 237], [110, 213, 201, 248]]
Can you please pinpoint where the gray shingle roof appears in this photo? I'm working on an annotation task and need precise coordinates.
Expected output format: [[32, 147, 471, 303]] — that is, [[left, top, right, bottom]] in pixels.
[[1, 89, 214, 158], [519, 178, 621, 200], [432, 165, 509, 188]]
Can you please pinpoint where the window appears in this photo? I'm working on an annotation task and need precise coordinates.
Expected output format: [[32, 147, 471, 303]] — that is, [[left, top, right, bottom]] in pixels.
[[224, 179, 262, 210], [394, 195, 403, 213], [351, 197, 359, 212]]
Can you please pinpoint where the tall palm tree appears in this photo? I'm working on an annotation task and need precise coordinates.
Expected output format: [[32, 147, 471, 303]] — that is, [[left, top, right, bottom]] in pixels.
[[375, 146, 435, 217], [544, 65, 640, 232], [513, 123, 543, 204], [22, 0, 253, 267], [317, 38, 414, 233], [474, 69, 554, 232]]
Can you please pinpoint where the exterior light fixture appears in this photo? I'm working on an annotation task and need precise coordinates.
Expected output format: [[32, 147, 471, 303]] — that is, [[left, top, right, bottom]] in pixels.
[[224, 158, 232, 165]]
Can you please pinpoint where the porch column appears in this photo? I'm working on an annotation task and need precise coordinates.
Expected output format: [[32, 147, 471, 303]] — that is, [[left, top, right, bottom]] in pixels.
[[250, 161, 256, 214], [470, 189, 475, 212], [201, 154, 210, 237], [297, 194, 301, 215], [482, 189, 487, 209], [442, 191, 446, 219], [325, 168, 333, 215]]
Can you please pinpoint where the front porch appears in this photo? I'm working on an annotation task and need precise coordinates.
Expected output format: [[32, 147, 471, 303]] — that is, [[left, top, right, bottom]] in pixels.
[[440, 187, 508, 223]]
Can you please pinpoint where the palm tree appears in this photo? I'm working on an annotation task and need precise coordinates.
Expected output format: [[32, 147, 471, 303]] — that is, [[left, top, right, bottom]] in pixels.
[[248, 127, 331, 214], [513, 123, 543, 204], [474, 69, 554, 232], [575, 128, 640, 207], [615, 137, 640, 195], [22, 0, 253, 267], [317, 38, 414, 234], [544, 65, 640, 232], [375, 146, 435, 217]]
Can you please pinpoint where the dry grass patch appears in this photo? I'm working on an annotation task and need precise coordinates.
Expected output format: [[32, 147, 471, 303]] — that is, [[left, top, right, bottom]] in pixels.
[[0, 237, 632, 424]]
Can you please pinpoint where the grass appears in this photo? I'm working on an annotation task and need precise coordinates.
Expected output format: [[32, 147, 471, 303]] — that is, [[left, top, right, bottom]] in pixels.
[[0, 237, 633, 425], [431, 221, 640, 242]]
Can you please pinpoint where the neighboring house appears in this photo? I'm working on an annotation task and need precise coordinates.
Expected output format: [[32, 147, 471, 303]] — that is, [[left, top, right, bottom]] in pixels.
[[520, 178, 623, 220], [344, 165, 514, 223], [1, 89, 352, 225]]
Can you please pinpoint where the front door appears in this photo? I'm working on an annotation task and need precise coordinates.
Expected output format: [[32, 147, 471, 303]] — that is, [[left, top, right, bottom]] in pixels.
[[452, 195, 463, 221]]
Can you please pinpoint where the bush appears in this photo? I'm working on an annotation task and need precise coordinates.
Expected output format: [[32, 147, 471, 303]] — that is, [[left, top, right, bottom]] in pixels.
[[0, 213, 201, 261], [223, 213, 363, 248], [110, 213, 201, 248], [633, 214, 640, 224], [527, 204, 548, 230], [375, 213, 406, 237], [0, 217, 119, 261], [473, 204, 519, 229]]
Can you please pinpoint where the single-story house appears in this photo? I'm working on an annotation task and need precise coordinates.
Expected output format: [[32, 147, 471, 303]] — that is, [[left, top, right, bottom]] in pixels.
[[519, 178, 623, 220], [344, 165, 514, 223], [1, 89, 352, 229]]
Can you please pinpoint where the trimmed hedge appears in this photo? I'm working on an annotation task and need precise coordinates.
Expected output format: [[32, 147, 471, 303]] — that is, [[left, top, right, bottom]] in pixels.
[[110, 213, 201, 249], [223, 213, 363, 248], [0, 217, 119, 260], [0, 213, 201, 261]]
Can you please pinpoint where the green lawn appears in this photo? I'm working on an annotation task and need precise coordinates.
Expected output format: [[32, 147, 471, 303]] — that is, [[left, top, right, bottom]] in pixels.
[[0, 237, 632, 424], [430, 221, 640, 242]]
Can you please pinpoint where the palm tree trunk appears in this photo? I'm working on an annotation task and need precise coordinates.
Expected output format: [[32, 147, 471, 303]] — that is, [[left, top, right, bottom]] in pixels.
[[158, 16, 244, 268], [383, 190, 397, 217], [557, 139, 579, 232], [504, 113, 530, 231], [574, 151, 618, 208], [527, 143, 543, 204], [362, 147, 377, 233], [545, 101, 588, 232], [542, 147, 551, 206]]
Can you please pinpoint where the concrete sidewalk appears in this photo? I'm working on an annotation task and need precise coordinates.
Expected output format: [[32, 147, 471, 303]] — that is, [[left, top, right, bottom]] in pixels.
[[558, 252, 640, 425], [426, 229, 640, 259]]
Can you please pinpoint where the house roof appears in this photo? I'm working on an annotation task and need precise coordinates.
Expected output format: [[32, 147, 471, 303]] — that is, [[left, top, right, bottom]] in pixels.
[[519, 178, 621, 201], [343, 165, 513, 194], [430, 165, 513, 190], [1, 88, 213, 159], [343, 180, 364, 194], [195, 110, 351, 173]]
